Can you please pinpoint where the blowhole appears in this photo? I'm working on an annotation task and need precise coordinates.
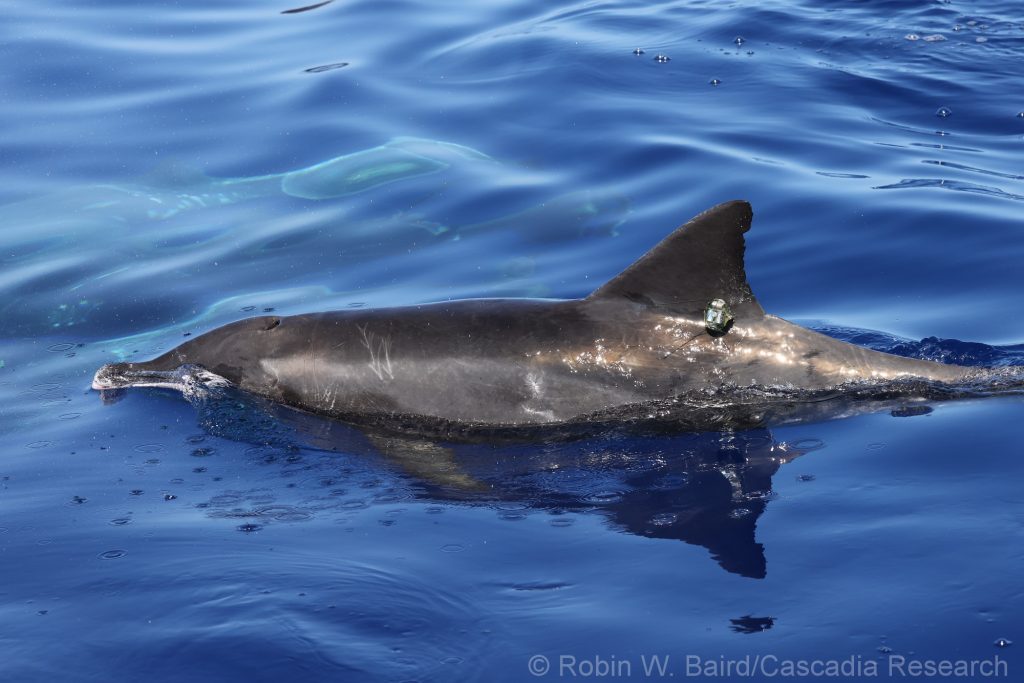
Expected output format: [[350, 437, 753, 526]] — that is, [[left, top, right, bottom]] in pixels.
[[263, 318, 281, 331]]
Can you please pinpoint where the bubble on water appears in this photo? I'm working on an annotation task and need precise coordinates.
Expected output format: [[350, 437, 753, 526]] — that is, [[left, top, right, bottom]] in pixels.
[[550, 517, 575, 528], [729, 507, 752, 519], [441, 544, 464, 553], [47, 343, 76, 353], [134, 443, 164, 453], [904, 33, 920, 41], [936, 106, 952, 118], [650, 512, 678, 526], [653, 54, 670, 63], [163, 493, 177, 501], [746, 50, 754, 55], [1017, 112, 1024, 118], [241, 305, 256, 312], [923, 34, 946, 42], [877, 645, 894, 655], [191, 447, 215, 457], [109, 518, 131, 526], [257, 505, 312, 522], [99, 549, 126, 559], [71, 495, 87, 504], [994, 638, 1012, 648], [237, 523, 262, 533], [130, 489, 144, 496], [498, 511, 527, 521], [632, 47, 644, 55], [186, 434, 206, 444], [58, 413, 81, 420], [976, 36, 988, 43], [26, 441, 52, 449], [966, 20, 977, 26], [734, 36, 745, 45], [953, 24, 962, 31], [584, 490, 623, 504], [796, 474, 816, 482]]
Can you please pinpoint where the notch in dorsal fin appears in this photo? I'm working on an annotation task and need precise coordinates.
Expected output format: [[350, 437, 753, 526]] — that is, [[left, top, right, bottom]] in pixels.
[[587, 200, 764, 319]]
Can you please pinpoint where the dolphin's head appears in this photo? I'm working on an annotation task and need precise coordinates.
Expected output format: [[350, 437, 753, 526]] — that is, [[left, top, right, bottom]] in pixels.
[[92, 315, 286, 392]]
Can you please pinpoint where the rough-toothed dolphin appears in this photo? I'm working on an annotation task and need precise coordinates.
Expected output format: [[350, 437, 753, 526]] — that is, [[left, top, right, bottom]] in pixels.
[[93, 201, 1022, 435], [1, 138, 631, 336]]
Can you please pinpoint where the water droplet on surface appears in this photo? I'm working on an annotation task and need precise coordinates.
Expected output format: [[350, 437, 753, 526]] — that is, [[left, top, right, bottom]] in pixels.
[[1017, 112, 1024, 118], [904, 33, 920, 41], [734, 36, 745, 45], [653, 54, 670, 63], [994, 638, 1012, 648], [237, 523, 262, 533], [936, 106, 952, 118], [877, 645, 894, 655], [163, 493, 177, 501], [632, 47, 644, 55], [922, 34, 946, 42], [709, 78, 721, 86], [304, 62, 349, 74], [99, 549, 126, 560]]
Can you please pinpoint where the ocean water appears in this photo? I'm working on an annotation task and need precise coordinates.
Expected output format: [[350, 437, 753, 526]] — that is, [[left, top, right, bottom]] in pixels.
[[1, 0, 1022, 681]]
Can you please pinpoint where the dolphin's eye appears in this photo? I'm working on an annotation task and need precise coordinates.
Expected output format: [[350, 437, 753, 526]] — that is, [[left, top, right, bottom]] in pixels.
[[263, 318, 281, 331]]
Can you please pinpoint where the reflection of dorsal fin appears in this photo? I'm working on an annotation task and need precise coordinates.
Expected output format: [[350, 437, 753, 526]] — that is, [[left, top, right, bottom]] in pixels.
[[587, 200, 763, 319]]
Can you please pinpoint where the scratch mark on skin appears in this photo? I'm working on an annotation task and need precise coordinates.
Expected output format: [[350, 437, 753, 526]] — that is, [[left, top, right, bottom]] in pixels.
[[357, 324, 394, 381]]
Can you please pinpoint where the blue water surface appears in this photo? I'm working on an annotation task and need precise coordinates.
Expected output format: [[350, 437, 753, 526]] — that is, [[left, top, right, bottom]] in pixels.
[[1, 0, 1022, 681]]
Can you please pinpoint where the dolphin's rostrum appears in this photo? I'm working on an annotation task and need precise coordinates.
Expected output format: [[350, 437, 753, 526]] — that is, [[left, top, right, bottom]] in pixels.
[[93, 201, 1021, 435]]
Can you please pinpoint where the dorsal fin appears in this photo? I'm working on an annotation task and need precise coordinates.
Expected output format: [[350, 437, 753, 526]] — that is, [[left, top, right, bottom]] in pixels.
[[586, 200, 764, 319]]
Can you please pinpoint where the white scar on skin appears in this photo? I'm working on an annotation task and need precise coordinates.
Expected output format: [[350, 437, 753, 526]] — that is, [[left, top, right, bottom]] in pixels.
[[357, 323, 394, 381]]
